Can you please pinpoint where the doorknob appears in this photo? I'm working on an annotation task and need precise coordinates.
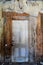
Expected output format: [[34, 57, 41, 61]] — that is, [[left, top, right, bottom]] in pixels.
[[5, 44, 8, 47]]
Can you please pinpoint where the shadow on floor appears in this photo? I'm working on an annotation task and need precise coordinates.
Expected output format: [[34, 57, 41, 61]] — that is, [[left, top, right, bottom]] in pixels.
[[0, 62, 37, 65]]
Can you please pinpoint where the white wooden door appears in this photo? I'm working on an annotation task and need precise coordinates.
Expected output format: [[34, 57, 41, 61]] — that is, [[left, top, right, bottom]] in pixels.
[[12, 20, 28, 62]]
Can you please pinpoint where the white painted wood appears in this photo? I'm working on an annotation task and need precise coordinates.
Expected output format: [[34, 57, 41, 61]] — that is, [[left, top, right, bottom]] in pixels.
[[11, 20, 28, 62]]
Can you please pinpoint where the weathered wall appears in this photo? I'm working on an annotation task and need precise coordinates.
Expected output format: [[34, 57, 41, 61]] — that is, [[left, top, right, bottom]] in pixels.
[[0, 5, 4, 61], [2, 1, 43, 16], [0, 5, 3, 50], [0, 0, 43, 62]]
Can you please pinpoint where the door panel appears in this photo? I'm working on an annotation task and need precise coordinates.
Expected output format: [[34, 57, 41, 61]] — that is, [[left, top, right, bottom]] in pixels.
[[12, 20, 28, 62]]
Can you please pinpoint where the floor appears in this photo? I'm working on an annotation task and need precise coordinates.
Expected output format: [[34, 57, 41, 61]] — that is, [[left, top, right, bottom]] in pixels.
[[0, 62, 37, 65]]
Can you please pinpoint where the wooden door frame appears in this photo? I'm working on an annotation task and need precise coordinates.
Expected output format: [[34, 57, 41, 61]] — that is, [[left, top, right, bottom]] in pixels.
[[39, 12, 43, 56], [35, 12, 43, 61], [2, 11, 30, 62], [2, 11, 29, 48]]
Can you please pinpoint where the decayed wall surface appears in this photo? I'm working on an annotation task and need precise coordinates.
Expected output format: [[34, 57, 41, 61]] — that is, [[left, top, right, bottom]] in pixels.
[[0, 1, 43, 62], [0, 6, 3, 49], [2, 1, 43, 16], [28, 16, 37, 62], [0, 5, 4, 61]]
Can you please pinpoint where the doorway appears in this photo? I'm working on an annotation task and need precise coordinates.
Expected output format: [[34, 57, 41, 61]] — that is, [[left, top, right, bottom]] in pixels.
[[11, 20, 28, 62]]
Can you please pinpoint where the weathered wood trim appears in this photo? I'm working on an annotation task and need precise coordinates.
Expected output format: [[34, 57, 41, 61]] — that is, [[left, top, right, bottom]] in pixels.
[[2, 12, 29, 17], [2, 11, 29, 49], [36, 12, 43, 61]]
